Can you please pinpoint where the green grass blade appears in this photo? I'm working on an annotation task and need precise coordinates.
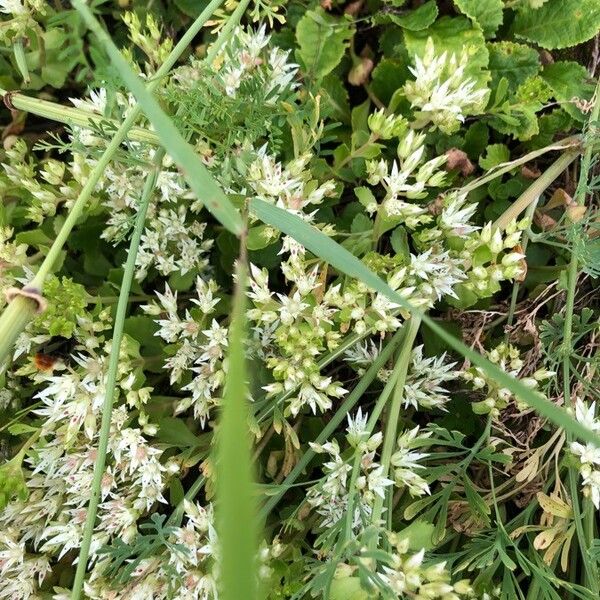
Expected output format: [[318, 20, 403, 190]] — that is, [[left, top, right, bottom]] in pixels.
[[72, 0, 243, 236], [249, 198, 600, 447], [215, 262, 259, 600]]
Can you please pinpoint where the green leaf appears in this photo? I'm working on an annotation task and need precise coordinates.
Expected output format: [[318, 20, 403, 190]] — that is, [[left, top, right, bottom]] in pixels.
[[330, 577, 370, 600], [73, 0, 243, 236], [487, 42, 540, 92], [295, 8, 353, 80], [542, 61, 596, 122], [215, 264, 258, 600], [390, 226, 410, 260], [454, 0, 504, 38], [156, 417, 201, 448], [354, 186, 377, 211], [370, 58, 411, 105], [320, 74, 351, 123], [351, 99, 371, 136], [391, 0, 438, 31], [351, 214, 372, 234], [396, 519, 436, 550], [249, 198, 600, 449], [479, 143, 510, 170], [247, 224, 277, 251], [512, 0, 600, 50]]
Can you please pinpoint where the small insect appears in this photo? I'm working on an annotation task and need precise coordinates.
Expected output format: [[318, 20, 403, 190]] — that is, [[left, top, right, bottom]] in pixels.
[[32, 336, 76, 372]]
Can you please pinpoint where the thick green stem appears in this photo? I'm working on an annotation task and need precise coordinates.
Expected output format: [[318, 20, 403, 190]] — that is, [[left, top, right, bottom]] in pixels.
[[0, 296, 37, 368], [0, 87, 159, 145], [0, 0, 227, 366], [69, 149, 165, 600], [370, 316, 421, 529]]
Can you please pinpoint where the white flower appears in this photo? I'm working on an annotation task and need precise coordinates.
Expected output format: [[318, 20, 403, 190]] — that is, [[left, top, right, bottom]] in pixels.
[[404, 38, 488, 133]]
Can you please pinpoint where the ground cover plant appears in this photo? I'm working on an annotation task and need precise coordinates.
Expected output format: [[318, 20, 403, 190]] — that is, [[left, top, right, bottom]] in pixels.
[[0, 0, 600, 598]]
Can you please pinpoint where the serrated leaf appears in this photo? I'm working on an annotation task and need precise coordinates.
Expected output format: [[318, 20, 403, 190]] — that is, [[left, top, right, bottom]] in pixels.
[[542, 61, 596, 122], [488, 104, 539, 140], [454, 0, 504, 38], [370, 58, 411, 104], [512, 0, 600, 50], [391, 0, 438, 31], [350, 213, 372, 233], [479, 144, 510, 170], [296, 8, 353, 80], [320, 74, 350, 123], [487, 41, 540, 92]]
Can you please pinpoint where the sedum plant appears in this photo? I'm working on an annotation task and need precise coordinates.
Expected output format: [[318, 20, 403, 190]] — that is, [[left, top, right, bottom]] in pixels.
[[0, 1, 599, 599]]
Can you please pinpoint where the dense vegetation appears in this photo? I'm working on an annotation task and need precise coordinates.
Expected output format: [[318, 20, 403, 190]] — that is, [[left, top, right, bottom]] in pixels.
[[0, 1, 600, 598]]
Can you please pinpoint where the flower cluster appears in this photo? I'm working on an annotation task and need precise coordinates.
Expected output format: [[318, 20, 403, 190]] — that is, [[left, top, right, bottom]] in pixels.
[[143, 278, 223, 425], [570, 400, 600, 509], [404, 37, 488, 134], [366, 130, 447, 226], [0, 313, 173, 598], [403, 346, 459, 410], [463, 342, 554, 416], [378, 535, 474, 599], [307, 410, 391, 530]]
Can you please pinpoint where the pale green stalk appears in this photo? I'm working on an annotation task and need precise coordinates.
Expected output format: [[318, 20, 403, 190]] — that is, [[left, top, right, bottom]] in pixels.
[[369, 316, 421, 530], [0, 0, 227, 366], [0, 87, 159, 144], [205, 0, 252, 65], [70, 149, 165, 600], [561, 78, 600, 594], [492, 151, 579, 231], [462, 136, 581, 194], [342, 337, 410, 543]]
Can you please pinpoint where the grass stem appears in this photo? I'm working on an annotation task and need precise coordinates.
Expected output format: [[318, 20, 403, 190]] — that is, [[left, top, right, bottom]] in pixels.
[[69, 149, 165, 600]]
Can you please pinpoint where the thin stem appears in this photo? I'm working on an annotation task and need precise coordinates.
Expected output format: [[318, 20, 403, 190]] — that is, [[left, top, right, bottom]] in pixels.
[[205, 0, 252, 65], [561, 77, 600, 594], [0, 0, 228, 365], [506, 198, 540, 331], [333, 133, 380, 174], [69, 149, 165, 600], [342, 348, 408, 543], [370, 315, 421, 530]]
